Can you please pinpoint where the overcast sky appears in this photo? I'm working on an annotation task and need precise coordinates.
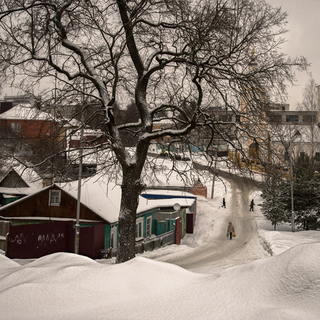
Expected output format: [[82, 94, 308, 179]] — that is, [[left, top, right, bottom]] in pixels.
[[267, 0, 320, 108]]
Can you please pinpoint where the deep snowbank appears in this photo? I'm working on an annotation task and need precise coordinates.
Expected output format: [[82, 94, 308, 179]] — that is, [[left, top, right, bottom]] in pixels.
[[1, 243, 320, 320]]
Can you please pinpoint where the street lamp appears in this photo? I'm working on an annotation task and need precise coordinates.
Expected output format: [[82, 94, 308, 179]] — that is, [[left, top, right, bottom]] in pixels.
[[289, 130, 301, 232]]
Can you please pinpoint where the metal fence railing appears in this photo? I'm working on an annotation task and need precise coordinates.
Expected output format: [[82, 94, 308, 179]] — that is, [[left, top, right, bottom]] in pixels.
[[101, 230, 175, 259]]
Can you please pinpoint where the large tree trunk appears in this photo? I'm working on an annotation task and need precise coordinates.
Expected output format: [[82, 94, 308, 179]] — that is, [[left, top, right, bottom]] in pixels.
[[116, 166, 142, 263]]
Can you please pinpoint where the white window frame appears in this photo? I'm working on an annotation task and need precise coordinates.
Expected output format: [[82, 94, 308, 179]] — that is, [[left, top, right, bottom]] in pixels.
[[110, 226, 117, 249], [49, 189, 61, 206], [146, 216, 152, 238], [11, 122, 21, 132], [135, 217, 144, 240]]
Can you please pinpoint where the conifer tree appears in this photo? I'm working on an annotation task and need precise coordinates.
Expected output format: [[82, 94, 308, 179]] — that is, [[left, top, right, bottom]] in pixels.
[[261, 176, 288, 230], [292, 154, 320, 229]]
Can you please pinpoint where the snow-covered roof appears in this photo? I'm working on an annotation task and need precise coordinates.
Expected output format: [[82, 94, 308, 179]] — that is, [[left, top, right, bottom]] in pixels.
[[12, 164, 43, 189], [0, 158, 197, 223], [62, 118, 82, 128], [0, 186, 38, 196], [139, 192, 195, 212], [0, 104, 55, 121], [67, 128, 105, 138], [59, 178, 120, 223], [0, 104, 81, 128], [59, 176, 197, 224], [0, 164, 43, 195]]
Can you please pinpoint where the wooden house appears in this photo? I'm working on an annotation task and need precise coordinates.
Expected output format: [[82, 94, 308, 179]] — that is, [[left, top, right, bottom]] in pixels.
[[0, 182, 111, 259], [0, 171, 197, 259], [0, 104, 60, 142], [0, 165, 44, 205]]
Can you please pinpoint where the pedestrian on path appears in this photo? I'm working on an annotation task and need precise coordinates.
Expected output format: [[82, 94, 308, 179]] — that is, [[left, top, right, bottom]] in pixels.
[[249, 199, 255, 211], [222, 198, 226, 208], [227, 222, 235, 240]]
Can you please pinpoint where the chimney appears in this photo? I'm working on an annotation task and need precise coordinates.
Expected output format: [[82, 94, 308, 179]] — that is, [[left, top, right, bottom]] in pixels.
[[42, 174, 54, 188]]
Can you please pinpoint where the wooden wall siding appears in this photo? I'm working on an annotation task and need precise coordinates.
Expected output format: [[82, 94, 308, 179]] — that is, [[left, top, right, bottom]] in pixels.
[[4, 119, 59, 141], [79, 224, 105, 259], [8, 220, 74, 259], [0, 187, 107, 223], [156, 221, 167, 235], [7, 221, 105, 259]]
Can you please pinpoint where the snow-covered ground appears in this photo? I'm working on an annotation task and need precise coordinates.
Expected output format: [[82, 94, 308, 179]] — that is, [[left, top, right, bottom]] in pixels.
[[1, 176, 320, 319]]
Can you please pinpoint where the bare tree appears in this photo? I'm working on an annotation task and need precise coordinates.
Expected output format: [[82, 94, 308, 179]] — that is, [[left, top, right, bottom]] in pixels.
[[0, 0, 307, 262], [296, 75, 319, 158], [298, 75, 318, 113]]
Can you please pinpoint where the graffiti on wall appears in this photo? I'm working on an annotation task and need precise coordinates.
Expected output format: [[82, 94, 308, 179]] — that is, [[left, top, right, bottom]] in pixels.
[[8, 221, 74, 259], [37, 233, 65, 246], [10, 233, 27, 245]]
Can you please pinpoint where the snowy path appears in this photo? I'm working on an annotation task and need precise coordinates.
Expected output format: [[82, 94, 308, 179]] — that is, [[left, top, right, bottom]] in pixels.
[[154, 175, 269, 272]]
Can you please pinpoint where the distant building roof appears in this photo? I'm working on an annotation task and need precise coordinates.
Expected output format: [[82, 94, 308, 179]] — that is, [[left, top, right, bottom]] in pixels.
[[0, 104, 82, 128], [0, 164, 44, 196], [0, 104, 55, 121]]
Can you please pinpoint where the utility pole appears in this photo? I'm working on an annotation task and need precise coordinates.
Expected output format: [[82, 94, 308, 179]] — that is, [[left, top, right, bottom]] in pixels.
[[75, 125, 84, 254], [211, 150, 218, 199], [75, 79, 85, 254], [289, 139, 295, 232], [289, 129, 301, 233]]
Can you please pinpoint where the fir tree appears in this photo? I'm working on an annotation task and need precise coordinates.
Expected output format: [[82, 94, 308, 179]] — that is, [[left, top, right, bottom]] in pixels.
[[261, 176, 288, 230], [292, 154, 320, 229]]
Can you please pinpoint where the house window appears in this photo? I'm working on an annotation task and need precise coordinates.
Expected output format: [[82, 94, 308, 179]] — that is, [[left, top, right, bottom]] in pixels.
[[303, 115, 316, 124], [315, 152, 320, 161], [146, 216, 152, 238], [11, 122, 21, 132], [135, 217, 143, 239], [49, 190, 61, 206], [286, 115, 299, 123]]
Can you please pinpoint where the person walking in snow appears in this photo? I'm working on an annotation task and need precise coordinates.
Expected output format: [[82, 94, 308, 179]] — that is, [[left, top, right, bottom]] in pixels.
[[222, 198, 226, 208], [249, 199, 255, 211], [227, 222, 235, 240]]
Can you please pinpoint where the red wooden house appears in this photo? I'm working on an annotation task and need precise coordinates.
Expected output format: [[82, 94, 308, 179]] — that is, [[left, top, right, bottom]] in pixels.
[[0, 104, 60, 142], [0, 183, 109, 259]]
